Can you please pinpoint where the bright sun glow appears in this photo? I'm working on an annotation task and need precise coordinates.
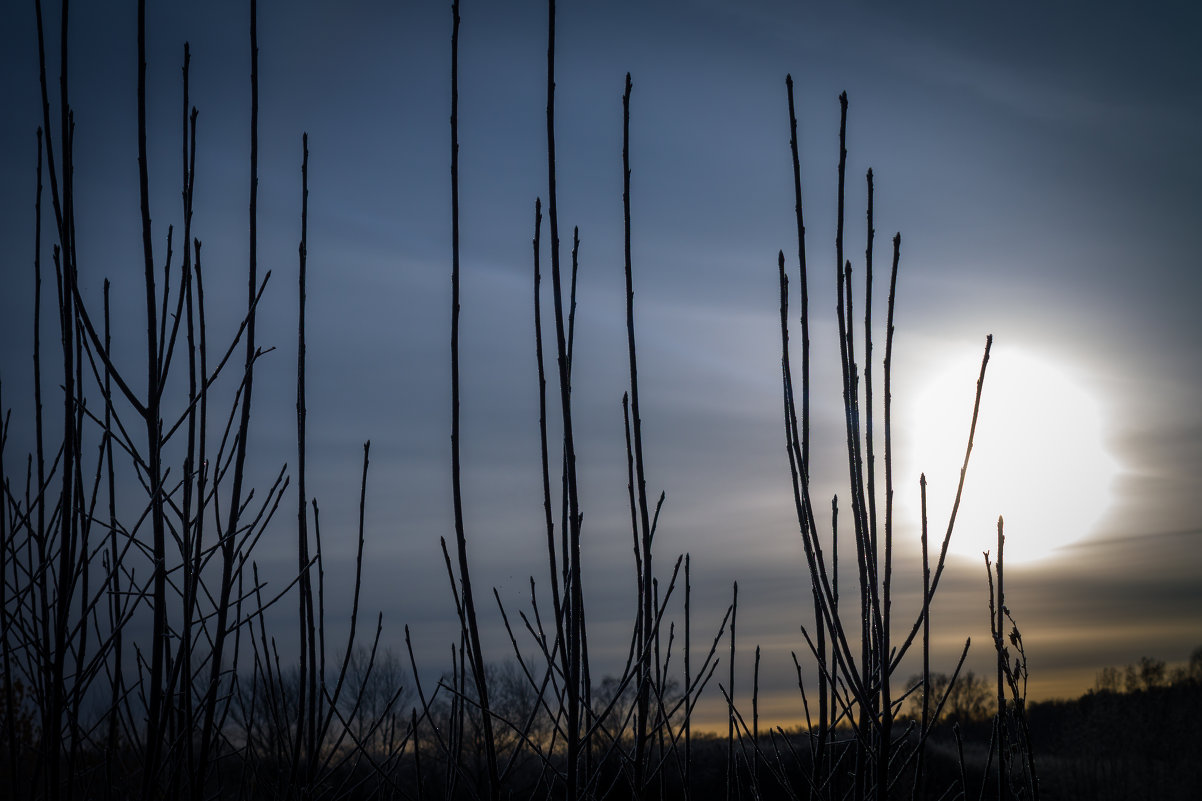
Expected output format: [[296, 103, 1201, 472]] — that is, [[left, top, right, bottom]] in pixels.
[[902, 344, 1118, 564]]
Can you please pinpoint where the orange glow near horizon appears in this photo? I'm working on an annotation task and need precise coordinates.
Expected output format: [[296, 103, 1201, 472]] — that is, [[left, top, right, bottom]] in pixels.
[[685, 666, 1113, 736]]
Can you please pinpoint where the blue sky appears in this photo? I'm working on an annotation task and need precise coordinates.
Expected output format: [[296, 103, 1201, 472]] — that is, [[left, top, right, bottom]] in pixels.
[[1, 1, 1200, 727]]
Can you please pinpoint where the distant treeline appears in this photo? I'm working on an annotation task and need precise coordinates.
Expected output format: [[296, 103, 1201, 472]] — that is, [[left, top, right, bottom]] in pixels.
[[903, 647, 1202, 801], [1091, 646, 1202, 695]]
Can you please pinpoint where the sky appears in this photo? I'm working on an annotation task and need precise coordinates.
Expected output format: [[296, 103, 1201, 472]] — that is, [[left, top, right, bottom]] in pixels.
[[1, 0, 1200, 731]]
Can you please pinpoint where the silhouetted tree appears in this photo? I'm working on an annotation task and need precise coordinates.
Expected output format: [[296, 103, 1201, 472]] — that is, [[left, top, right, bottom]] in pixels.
[[339, 646, 414, 756], [1189, 645, 1202, 684], [1094, 666, 1122, 693], [906, 670, 993, 725], [1124, 656, 1167, 693]]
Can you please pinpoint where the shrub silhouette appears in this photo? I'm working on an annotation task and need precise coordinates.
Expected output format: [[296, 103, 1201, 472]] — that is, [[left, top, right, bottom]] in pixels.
[[0, 1, 1067, 800]]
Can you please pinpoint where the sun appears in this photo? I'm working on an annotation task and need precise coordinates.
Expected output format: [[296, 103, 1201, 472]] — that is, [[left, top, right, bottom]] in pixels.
[[900, 343, 1118, 564]]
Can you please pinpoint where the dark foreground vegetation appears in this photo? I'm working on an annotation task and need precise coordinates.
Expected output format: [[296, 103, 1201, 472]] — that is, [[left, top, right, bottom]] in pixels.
[[3, 1, 1182, 799], [1025, 653, 1202, 801], [897, 651, 1202, 801]]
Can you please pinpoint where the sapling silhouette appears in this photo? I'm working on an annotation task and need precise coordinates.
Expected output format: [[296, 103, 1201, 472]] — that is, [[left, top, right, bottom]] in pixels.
[[1, 3, 1045, 800]]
